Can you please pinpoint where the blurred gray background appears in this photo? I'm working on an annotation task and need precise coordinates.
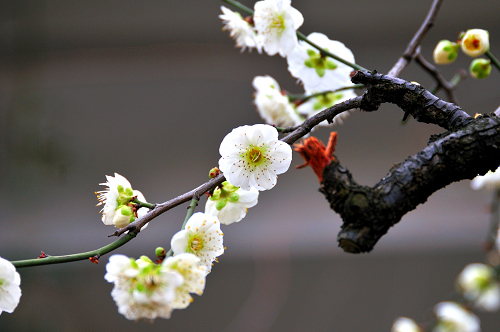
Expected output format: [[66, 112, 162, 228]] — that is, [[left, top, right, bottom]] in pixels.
[[1, 0, 500, 331]]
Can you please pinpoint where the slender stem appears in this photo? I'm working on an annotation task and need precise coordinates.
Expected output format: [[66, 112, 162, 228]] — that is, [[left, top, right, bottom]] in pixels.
[[132, 197, 155, 210], [287, 84, 364, 102], [12, 232, 137, 268], [486, 50, 500, 72], [182, 197, 199, 230], [222, 0, 253, 15], [222, 0, 365, 71]]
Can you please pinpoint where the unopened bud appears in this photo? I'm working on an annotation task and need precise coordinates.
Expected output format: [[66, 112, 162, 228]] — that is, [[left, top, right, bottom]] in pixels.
[[155, 247, 166, 258], [209, 167, 221, 179], [433, 40, 459, 64], [469, 58, 491, 79]]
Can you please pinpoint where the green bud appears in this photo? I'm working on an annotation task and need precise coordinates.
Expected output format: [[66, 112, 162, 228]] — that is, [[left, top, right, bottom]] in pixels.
[[469, 58, 491, 79], [209, 167, 220, 179], [155, 247, 166, 257]]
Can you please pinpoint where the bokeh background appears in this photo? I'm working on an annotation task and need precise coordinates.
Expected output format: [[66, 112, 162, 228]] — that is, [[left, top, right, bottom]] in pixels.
[[1, 0, 500, 331]]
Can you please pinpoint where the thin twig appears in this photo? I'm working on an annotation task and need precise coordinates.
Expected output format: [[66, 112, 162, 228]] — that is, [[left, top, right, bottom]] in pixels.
[[414, 48, 463, 105], [387, 0, 444, 77]]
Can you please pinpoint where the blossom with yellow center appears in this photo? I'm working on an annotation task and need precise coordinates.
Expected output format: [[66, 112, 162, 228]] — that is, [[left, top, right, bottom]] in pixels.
[[219, 124, 292, 191], [461, 29, 489, 57], [170, 212, 224, 273]]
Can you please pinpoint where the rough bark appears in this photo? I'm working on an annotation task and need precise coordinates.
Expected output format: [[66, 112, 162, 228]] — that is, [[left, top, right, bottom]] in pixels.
[[318, 71, 500, 253]]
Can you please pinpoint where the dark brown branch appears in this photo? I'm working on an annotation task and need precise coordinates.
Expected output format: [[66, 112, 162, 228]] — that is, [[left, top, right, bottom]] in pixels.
[[313, 72, 500, 253], [388, 0, 444, 77], [351, 70, 471, 130]]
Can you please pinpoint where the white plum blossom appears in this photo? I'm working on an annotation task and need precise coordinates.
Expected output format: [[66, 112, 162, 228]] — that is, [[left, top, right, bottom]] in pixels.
[[104, 254, 184, 320], [0, 257, 21, 315], [252, 75, 303, 127], [287, 32, 355, 93], [170, 212, 224, 272], [253, 0, 304, 57], [457, 263, 500, 311], [296, 89, 357, 126], [433, 302, 480, 332], [461, 29, 489, 58], [205, 181, 259, 225], [219, 6, 260, 53], [219, 124, 292, 191], [470, 166, 500, 191], [96, 173, 149, 229], [391, 317, 421, 332], [162, 253, 207, 309]]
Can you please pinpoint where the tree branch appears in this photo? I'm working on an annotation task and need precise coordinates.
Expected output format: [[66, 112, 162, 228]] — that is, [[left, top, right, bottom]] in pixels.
[[311, 71, 500, 253], [387, 0, 444, 77]]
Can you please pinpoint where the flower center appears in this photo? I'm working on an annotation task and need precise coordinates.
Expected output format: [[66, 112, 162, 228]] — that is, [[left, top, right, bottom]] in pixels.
[[464, 35, 480, 50], [190, 236, 204, 253], [313, 92, 345, 110], [271, 13, 285, 35], [242, 144, 269, 169], [304, 49, 338, 77]]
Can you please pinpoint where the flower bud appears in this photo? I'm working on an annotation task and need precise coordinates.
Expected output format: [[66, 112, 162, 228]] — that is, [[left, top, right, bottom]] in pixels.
[[461, 29, 489, 57], [112, 205, 135, 228], [155, 247, 166, 258], [209, 167, 220, 179], [469, 58, 491, 79], [433, 40, 459, 64]]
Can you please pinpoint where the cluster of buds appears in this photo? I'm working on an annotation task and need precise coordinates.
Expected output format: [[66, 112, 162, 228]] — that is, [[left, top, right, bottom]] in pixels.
[[433, 29, 492, 79]]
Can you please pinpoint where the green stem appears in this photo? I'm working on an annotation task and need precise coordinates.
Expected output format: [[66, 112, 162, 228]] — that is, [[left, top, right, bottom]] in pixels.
[[222, 0, 253, 15], [449, 71, 465, 88], [11, 232, 137, 268], [181, 197, 199, 230], [132, 197, 155, 210], [222, 0, 366, 71], [287, 84, 364, 102], [486, 50, 500, 72]]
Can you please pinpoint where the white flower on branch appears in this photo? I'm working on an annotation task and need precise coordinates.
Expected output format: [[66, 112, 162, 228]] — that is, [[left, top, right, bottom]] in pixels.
[[470, 166, 500, 191], [296, 90, 357, 126], [0, 257, 21, 315], [162, 253, 207, 310], [433, 301, 480, 332], [457, 263, 500, 312], [253, 0, 304, 57], [252, 75, 303, 127], [205, 181, 259, 225], [219, 6, 260, 53], [96, 173, 149, 229], [391, 317, 421, 332], [170, 212, 224, 272], [104, 254, 184, 320], [287, 32, 355, 93], [461, 29, 489, 58], [219, 124, 292, 191]]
